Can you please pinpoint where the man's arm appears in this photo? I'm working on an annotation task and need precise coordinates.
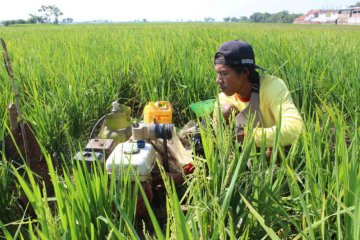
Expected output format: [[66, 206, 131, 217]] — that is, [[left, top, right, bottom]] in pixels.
[[253, 78, 304, 147]]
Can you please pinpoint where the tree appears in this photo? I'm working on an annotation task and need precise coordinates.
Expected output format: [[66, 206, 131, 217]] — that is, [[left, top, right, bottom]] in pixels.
[[1, 19, 27, 26], [239, 16, 249, 22], [250, 12, 265, 22], [62, 18, 74, 24], [38, 5, 63, 24], [349, 2, 360, 7], [249, 11, 302, 23], [223, 16, 248, 23], [223, 17, 231, 22], [28, 14, 45, 23], [204, 17, 215, 22], [2, 20, 12, 26]]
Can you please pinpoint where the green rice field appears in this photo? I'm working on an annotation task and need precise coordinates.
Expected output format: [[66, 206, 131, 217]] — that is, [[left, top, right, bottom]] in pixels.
[[0, 23, 359, 239]]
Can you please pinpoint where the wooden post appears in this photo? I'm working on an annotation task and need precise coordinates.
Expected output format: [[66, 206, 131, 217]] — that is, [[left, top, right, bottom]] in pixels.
[[8, 103, 18, 131]]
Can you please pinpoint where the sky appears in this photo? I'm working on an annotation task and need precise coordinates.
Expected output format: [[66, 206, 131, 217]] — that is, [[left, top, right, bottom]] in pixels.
[[0, 0, 357, 22]]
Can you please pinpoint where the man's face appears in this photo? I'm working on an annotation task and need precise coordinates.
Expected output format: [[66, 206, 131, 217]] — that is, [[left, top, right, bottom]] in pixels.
[[214, 64, 249, 96]]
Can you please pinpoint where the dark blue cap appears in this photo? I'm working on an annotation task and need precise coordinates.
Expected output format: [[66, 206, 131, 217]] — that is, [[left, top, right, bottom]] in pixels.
[[214, 40, 266, 71], [137, 140, 145, 149]]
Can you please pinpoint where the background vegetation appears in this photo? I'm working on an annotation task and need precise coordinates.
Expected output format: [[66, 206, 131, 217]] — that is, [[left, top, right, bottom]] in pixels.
[[0, 23, 359, 239], [223, 10, 302, 23]]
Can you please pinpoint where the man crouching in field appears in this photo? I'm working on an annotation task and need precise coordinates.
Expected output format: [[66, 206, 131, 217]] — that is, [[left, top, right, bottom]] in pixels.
[[213, 40, 304, 152]]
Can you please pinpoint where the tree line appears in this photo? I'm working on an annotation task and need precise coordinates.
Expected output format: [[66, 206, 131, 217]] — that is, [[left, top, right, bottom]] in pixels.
[[3, 2, 359, 26], [1, 5, 73, 26], [223, 2, 360, 23], [223, 11, 302, 23]]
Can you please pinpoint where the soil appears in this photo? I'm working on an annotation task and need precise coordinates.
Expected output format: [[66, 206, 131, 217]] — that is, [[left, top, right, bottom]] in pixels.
[[0, 122, 54, 212]]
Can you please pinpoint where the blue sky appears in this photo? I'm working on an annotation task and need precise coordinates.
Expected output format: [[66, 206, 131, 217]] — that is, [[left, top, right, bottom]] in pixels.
[[0, 0, 357, 22]]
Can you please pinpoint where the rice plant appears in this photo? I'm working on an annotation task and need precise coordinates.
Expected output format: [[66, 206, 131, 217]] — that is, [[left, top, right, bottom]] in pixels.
[[0, 22, 359, 239]]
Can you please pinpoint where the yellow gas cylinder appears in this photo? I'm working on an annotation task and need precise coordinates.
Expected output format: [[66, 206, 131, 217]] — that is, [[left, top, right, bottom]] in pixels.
[[143, 101, 173, 124]]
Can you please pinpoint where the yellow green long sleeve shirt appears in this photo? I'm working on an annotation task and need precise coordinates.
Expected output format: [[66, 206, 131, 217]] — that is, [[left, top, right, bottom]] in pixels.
[[214, 74, 304, 147]]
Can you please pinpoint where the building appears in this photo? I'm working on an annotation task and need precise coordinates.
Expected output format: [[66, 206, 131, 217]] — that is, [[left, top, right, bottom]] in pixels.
[[293, 7, 360, 25]]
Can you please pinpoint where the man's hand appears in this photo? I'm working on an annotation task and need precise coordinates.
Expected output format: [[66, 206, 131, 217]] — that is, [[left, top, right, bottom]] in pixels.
[[235, 127, 245, 142], [221, 103, 239, 123]]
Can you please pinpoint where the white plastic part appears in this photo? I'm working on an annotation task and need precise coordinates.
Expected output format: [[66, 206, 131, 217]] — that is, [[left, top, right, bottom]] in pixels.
[[105, 141, 155, 181], [112, 101, 120, 112], [122, 142, 139, 154]]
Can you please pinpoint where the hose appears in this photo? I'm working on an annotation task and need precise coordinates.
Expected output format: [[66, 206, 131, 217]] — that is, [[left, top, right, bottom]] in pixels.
[[89, 114, 106, 139]]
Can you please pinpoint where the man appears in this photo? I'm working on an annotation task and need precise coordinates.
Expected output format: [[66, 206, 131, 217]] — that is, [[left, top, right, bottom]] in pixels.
[[213, 40, 304, 147]]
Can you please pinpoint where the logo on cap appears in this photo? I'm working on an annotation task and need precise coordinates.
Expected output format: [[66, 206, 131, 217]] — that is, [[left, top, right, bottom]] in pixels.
[[241, 59, 254, 64]]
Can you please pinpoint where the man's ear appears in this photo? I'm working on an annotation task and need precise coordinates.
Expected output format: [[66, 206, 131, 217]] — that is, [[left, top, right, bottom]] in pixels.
[[243, 67, 250, 78]]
